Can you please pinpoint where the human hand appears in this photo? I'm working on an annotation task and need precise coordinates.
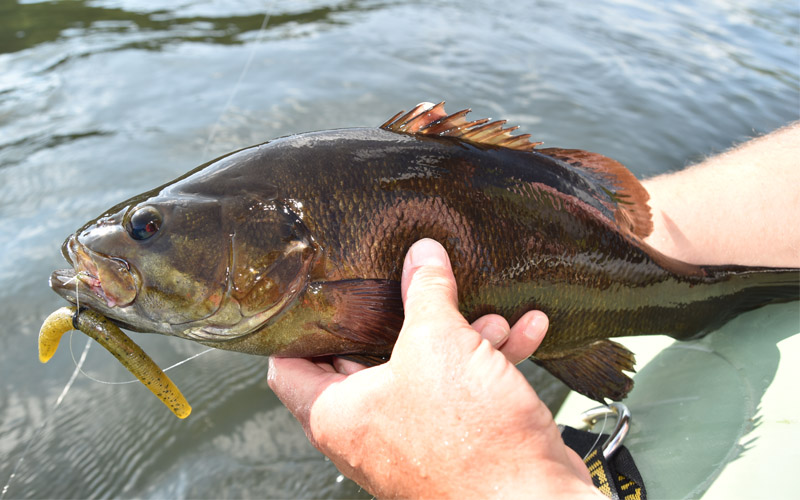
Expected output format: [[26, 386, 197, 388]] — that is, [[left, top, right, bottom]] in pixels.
[[268, 238, 600, 499]]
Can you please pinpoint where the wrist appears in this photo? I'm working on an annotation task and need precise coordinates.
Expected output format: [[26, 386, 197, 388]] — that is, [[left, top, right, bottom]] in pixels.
[[488, 442, 600, 500], [413, 436, 599, 499], [430, 454, 599, 500]]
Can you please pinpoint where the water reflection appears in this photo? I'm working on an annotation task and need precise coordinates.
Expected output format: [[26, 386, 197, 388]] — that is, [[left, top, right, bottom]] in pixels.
[[1, 0, 797, 498], [0, 0, 375, 55]]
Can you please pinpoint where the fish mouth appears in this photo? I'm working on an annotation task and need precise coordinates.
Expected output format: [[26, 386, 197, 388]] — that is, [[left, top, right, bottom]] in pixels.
[[50, 236, 138, 309]]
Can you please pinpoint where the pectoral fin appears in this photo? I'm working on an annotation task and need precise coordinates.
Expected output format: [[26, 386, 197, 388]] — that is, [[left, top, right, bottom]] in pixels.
[[339, 353, 390, 366], [534, 340, 636, 402], [313, 279, 404, 346]]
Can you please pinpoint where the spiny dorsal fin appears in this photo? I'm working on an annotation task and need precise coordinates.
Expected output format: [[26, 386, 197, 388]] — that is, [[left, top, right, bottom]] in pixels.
[[380, 102, 543, 152], [538, 148, 654, 239]]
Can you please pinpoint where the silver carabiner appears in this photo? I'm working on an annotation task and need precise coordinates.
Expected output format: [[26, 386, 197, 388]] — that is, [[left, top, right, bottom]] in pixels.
[[581, 402, 631, 460]]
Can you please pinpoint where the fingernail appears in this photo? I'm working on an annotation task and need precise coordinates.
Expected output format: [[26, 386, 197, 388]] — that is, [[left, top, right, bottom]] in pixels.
[[408, 238, 449, 269], [482, 322, 509, 347], [524, 313, 548, 341], [267, 357, 276, 382]]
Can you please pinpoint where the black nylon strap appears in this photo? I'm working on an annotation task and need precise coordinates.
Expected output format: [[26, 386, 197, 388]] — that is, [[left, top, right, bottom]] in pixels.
[[561, 425, 646, 500]]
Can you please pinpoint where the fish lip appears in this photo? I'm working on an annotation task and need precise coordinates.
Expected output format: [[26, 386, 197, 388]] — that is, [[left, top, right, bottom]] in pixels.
[[49, 268, 145, 333], [50, 268, 91, 305], [50, 236, 138, 308]]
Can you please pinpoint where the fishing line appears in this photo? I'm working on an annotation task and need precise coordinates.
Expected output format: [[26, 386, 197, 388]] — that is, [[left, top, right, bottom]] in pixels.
[[1, 328, 92, 499], [75, 264, 215, 383], [582, 409, 610, 461], [5, 13, 274, 500], [6, 15, 273, 497], [67, 332, 214, 385], [201, 12, 271, 161], [66, 267, 215, 384]]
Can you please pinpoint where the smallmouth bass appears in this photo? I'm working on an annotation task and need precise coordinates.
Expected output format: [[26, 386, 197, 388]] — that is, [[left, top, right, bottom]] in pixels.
[[44, 102, 800, 413]]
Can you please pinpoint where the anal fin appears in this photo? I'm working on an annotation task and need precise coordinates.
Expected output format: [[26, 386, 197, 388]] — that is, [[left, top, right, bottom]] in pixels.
[[534, 340, 636, 402]]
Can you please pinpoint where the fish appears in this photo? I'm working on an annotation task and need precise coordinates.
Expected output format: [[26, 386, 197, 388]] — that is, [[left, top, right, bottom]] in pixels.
[[46, 102, 799, 407]]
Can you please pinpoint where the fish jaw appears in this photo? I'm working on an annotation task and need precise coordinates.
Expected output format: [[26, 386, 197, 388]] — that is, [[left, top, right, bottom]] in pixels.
[[50, 235, 138, 310]]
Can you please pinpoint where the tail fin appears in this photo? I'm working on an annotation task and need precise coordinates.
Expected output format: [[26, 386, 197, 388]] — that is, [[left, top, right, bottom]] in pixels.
[[684, 265, 799, 339]]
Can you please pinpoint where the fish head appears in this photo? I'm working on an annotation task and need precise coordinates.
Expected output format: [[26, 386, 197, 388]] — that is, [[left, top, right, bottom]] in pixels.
[[50, 183, 318, 344]]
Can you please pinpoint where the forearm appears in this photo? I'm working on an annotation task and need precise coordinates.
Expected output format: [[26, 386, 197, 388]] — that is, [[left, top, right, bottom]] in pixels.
[[643, 123, 800, 267]]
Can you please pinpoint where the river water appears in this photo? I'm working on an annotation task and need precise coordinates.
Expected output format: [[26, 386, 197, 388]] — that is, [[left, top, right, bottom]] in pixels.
[[1, 1, 797, 498]]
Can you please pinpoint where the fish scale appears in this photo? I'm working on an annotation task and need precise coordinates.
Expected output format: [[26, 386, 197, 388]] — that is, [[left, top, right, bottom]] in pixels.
[[43, 104, 799, 409]]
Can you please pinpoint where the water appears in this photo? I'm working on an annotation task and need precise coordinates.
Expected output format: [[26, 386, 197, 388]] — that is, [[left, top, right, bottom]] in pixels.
[[0, 0, 797, 498]]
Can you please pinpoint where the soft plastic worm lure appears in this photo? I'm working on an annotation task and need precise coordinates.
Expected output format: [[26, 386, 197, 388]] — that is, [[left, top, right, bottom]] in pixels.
[[39, 307, 191, 418]]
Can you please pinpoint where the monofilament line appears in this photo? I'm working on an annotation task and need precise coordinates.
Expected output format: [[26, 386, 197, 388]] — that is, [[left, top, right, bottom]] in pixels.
[[201, 12, 271, 161], [68, 333, 213, 385], [66, 266, 214, 384], [1, 275, 85, 499], [1, 337, 92, 499], [583, 410, 610, 461], [6, 11, 272, 498]]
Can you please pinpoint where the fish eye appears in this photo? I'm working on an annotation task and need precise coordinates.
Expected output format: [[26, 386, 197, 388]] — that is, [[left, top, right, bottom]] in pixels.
[[127, 206, 162, 241]]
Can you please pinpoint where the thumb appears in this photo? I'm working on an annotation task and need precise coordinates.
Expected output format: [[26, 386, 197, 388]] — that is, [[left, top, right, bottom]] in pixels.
[[399, 239, 467, 331]]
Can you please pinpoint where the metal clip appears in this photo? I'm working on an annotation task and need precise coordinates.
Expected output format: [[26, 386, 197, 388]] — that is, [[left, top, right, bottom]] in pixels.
[[581, 402, 631, 460]]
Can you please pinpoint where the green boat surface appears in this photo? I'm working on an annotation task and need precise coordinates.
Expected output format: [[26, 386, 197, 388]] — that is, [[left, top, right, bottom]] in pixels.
[[556, 301, 800, 499]]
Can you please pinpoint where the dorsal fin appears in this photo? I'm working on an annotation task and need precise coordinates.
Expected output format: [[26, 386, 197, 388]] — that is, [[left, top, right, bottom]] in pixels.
[[380, 103, 652, 238], [380, 101, 543, 152], [538, 148, 654, 239]]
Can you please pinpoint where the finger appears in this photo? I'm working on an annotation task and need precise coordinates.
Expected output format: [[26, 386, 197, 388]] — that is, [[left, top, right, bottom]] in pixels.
[[501, 311, 549, 365], [400, 238, 460, 317], [396, 239, 473, 357], [471, 314, 510, 348], [267, 357, 346, 429], [332, 357, 369, 375], [313, 359, 338, 373]]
